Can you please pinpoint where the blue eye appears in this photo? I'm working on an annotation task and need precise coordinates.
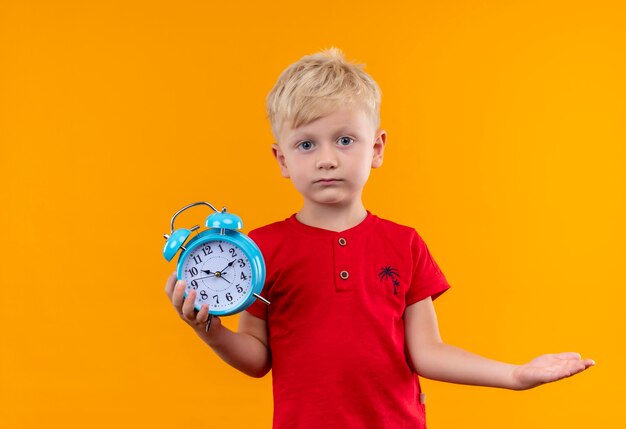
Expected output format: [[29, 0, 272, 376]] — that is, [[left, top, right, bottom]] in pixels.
[[298, 141, 313, 151], [338, 136, 354, 146]]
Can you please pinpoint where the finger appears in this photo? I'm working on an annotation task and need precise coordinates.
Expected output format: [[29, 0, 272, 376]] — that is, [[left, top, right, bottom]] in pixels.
[[171, 280, 187, 311], [554, 352, 596, 369], [554, 352, 582, 361], [582, 358, 596, 368], [182, 289, 198, 320], [197, 303, 210, 325], [567, 358, 595, 374], [554, 358, 593, 379], [164, 272, 178, 299]]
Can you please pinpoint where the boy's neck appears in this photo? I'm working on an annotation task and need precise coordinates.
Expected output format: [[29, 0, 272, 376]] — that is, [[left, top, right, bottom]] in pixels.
[[296, 201, 368, 232]]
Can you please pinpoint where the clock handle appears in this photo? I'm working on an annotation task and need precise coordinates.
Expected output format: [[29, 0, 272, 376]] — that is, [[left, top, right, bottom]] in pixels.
[[169, 201, 219, 233]]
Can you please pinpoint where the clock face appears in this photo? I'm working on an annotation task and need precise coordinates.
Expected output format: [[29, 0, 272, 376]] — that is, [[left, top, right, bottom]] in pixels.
[[181, 239, 253, 312]]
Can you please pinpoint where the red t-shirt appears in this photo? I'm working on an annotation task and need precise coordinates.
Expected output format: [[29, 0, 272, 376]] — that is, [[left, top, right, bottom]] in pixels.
[[246, 213, 450, 428]]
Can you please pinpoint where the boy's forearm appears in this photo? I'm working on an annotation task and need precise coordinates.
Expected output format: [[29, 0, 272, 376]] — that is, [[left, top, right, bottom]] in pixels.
[[195, 323, 271, 378], [414, 341, 520, 390], [405, 299, 592, 390]]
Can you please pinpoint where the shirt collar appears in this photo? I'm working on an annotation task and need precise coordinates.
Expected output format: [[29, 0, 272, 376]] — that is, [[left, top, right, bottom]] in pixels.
[[286, 211, 377, 238]]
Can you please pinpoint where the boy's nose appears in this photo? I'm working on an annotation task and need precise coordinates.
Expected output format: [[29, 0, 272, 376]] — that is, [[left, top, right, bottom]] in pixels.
[[315, 145, 338, 169]]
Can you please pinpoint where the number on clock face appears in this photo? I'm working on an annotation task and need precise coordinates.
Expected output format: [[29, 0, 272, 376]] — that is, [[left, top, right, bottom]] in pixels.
[[181, 240, 253, 311]]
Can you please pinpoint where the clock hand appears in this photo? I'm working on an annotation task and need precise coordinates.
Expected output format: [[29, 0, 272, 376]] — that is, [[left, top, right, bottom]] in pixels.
[[217, 259, 237, 274], [197, 263, 234, 283], [186, 275, 215, 282]]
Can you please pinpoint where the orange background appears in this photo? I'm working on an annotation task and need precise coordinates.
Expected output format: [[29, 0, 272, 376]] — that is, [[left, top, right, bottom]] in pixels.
[[1, 1, 624, 428]]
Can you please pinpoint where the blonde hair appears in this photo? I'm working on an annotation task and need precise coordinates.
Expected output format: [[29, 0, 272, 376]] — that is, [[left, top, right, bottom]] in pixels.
[[266, 48, 382, 139]]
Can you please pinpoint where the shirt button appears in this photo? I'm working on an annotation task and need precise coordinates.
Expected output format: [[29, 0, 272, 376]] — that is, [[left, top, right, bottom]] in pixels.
[[338, 237, 347, 246], [339, 270, 349, 280]]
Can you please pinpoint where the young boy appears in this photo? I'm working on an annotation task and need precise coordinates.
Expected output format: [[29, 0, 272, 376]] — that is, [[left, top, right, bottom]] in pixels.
[[164, 48, 594, 428]]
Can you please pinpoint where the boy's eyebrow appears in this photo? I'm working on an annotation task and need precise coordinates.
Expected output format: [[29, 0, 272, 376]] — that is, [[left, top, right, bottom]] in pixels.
[[286, 131, 316, 141], [286, 126, 363, 142]]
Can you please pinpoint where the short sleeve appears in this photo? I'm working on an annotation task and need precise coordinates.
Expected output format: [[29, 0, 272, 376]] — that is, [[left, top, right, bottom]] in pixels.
[[244, 229, 269, 320], [406, 230, 451, 305]]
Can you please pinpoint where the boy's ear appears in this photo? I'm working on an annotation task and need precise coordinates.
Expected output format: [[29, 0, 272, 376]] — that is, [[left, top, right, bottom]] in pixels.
[[272, 143, 290, 178], [371, 130, 386, 168]]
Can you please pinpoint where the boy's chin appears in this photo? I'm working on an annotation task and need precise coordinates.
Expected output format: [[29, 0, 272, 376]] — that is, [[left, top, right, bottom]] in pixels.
[[308, 193, 358, 207]]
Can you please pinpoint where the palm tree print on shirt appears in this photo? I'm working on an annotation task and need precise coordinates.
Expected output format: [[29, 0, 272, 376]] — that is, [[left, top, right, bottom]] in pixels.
[[378, 266, 400, 295]]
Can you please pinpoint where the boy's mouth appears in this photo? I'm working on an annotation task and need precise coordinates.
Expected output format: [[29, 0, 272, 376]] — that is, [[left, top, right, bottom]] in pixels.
[[314, 178, 342, 184]]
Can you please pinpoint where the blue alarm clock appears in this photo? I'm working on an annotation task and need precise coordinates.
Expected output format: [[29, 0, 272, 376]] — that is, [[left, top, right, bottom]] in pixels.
[[163, 201, 269, 317]]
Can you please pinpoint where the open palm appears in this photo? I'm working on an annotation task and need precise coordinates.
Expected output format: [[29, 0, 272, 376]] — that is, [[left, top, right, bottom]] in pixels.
[[512, 352, 594, 390]]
